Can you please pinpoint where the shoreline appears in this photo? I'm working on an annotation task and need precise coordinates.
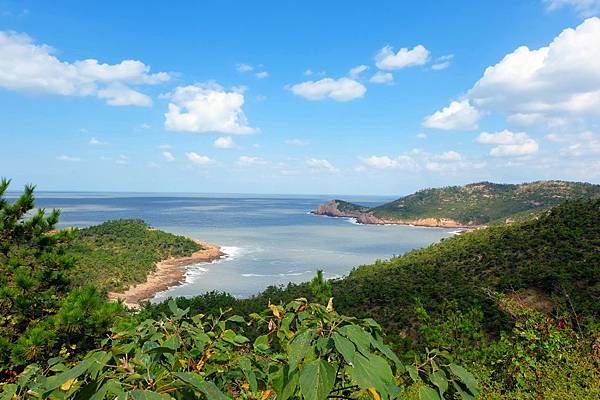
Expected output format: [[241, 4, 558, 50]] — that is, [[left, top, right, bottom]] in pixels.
[[310, 211, 479, 230], [108, 239, 224, 308]]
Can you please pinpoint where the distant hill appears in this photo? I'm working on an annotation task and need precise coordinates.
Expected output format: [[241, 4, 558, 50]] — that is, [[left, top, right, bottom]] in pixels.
[[314, 180, 600, 227]]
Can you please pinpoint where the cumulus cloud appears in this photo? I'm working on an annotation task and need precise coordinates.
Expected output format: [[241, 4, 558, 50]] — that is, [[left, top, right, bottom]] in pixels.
[[162, 151, 175, 162], [469, 18, 600, 119], [164, 83, 257, 134], [552, 131, 600, 156], [422, 99, 481, 130], [476, 129, 539, 156], [290, 77, 366, 101], [306, 158, 338, 172], [349, 65, 369, 78], [375, 44, 430, 70], [369, 71, 394, 84], [0, 31, 169, 106], [285, 138, 309, 146], [255, 71, 269, 79], [214, 136, 235, 149], [237, 155, 268, 166], [545, 0, 600, 16], [186, 152, 214, 165]]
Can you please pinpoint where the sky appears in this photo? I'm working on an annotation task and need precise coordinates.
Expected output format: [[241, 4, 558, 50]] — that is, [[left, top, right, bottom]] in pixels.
[[1, 0, 600, 195]]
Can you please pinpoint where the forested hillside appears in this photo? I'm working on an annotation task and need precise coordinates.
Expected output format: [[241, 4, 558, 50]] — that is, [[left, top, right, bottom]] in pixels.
[[66, 219, 201, 291], [315, 180, 600, 226]]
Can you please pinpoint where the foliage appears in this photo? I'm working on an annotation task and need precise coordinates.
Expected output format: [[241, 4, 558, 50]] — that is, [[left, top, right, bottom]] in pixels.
[[325, 180, 600, 225], [66, 219, 202, 291], [0, 180, 125, 373], [2, 298, 479, 400]]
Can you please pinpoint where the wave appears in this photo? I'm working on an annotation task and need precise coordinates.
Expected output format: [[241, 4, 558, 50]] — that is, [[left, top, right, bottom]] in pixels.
[[241, 270, 312, 278]]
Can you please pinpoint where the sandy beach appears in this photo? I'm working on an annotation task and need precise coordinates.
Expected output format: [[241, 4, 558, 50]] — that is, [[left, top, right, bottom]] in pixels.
[[109, 240, 223, 308]]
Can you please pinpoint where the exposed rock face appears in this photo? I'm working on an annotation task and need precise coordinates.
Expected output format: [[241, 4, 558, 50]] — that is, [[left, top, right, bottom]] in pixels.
[[314, 201, 364, 218]]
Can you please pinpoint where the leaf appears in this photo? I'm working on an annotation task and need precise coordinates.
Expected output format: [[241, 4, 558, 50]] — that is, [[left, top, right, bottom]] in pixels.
[[419, 386, 441, 400], [332, 332, 356, 364], [338, 325, 371, 356], [238, 357, 258, 392], [128, 390, 173, 400], [326, 298, 334, 312], [429, 370, 448, 397], [298, 358, 336, 400], [371, 336, 403, 371], [347, 353, 395, 399], [288, 329, 314, 370], [175, 372, 231, 400], [269, 303, 281, 319], [254, 334, 270, 352], [44, 358, 93, 392], [270, 365, 299, 400], [406, 365, 419, 382], [449, 364, 479, 395], [368, 387, 382, 400], [226, 315, 245, 324], [60, 378, 77, 391]]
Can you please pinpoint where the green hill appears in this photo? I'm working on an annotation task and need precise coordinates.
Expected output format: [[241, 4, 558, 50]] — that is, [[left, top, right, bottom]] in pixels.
[[315, 180, 600, 226], [65, 219, 202, 292]]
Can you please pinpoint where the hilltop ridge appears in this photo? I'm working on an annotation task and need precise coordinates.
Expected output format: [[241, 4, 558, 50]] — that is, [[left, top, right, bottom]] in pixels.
[[314, 180, 600, 227]]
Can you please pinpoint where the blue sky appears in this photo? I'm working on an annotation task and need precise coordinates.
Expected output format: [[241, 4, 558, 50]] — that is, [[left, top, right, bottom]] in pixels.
[[1, 0, 599, 195]]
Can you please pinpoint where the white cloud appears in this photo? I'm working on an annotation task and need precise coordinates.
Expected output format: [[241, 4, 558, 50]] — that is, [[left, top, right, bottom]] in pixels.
[[97, 83, 152, 107], [437, 150, 462, 161], [255, 71, 269, 79], [375, 44, 430, 70], [237, 63, 253, 72], [115, 154, 129, 165], [56, 154, 81, 162], [162, 151, 175, 162], [89, 137, 106, 145], [416, 133, 427, 139], [422, 99, 481, 130], [139, 123, 152, 129], [285, 138, 310, 146], [304, 69, 313, 76], [214, 136, 235, 149], [186, 152, 214, 165], [556, 131, 600, 155], [431, 54, 454, 71], [545, 0, 600, 16], [306, 158, 338, 172], [237, 155, 268, 166], [369, 71, 394, 84], [476, 129, 540, 156], [349, 65, 369, 78], [0, 31, 169, 106], [290, 77, 366, 101], [164, 83, 257, 134], [469, 18, 600, 119], [360, 155, 419, 170]]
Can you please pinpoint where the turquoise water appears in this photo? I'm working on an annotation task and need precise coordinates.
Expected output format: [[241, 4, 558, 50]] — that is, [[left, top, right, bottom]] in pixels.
[[29, 193, 456, 299]]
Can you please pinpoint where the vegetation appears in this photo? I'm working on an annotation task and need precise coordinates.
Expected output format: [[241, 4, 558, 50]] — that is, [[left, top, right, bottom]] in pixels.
[[0, 179, 124, 375], [66, 219, 202, 292], [327, 180, 600, 225], [150, 198, 600, 398], [2, 178, 599, 398]]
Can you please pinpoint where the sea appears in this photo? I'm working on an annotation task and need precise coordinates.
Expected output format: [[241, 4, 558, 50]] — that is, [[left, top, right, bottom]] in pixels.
[[22, 192, 458, 300]]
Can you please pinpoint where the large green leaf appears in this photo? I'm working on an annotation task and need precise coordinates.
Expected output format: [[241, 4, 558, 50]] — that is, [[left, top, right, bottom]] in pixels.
[[298, 358, 336, 400], [332, 332, 356, 364], [44, 358, 93, 392], [288, 329, 314, 370], [237, 356, 258, 392], [419, 386, 441, 400], [128, 390, 173, 400], [270, 365, 299, 400], [347, 353, 395, 400], [175, 372, 231, 400], [429, 370, 448, 397], [449, 364, 479, 396]]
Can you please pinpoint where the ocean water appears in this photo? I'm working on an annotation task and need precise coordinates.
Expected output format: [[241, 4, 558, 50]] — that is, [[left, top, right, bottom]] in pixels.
[[26, 192, 456, 299]]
